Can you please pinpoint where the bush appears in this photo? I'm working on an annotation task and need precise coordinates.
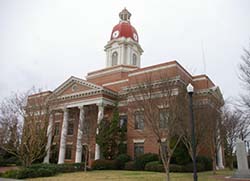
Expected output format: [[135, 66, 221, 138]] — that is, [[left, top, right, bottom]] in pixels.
[[27, 163, 57, 170], [145, 161, 165, 172], [115, 154, 131, 169], [171, 141, 191, 165], [124, 161, 136, 170], [56, 163, 85, 173], [2, 167, 56, 179], [144, 161, 207, 173], [1, 170, 19, 179], [92, 159, 117, 170], [182, 163, 205, 172], [170, 164, 183, 172], [196, 156, 212, 171], [2, 163, 86, 179], [134, 153, 159, 170], [0, 156, 20, 166], [27, 163, 85, 173]]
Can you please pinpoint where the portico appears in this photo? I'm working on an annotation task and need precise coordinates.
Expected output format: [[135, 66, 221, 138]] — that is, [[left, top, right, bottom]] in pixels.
[[43, 76, 117, 164]]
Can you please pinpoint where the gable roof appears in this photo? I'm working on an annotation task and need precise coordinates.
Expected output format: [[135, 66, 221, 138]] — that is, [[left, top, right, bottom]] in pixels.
[[48, 76, 117, 101], [52, 76, 104, 96]]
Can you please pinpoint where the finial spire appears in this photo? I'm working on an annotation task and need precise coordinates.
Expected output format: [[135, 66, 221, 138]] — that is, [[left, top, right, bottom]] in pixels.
[[119, 8, 131, 23]]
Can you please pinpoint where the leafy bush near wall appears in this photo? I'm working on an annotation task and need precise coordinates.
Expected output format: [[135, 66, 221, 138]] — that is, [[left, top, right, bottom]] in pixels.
[[145, 160, 211, 173], [0, 155, 21, 166], [1, 163, 86, 179], [196, 156, 212, 171], [92, 159, 117, 170], [115, 154, 131, 169], [134, 153, 159, 170], [124, 161, 136, 170], [145, 161, 165, 172]]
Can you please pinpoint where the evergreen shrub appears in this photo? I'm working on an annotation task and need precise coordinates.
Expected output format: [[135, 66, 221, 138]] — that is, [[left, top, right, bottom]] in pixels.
[[134, 153, 159, 170], [92, 159, 117, 170], [145, 161, 164, 172], [2, 162, 85, 179], [124, 161, 136, 170], [115, 154, 131, 169]]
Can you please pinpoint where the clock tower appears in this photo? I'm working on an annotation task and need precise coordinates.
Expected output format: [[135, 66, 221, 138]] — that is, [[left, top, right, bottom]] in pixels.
[[104, 8, 143, 68]]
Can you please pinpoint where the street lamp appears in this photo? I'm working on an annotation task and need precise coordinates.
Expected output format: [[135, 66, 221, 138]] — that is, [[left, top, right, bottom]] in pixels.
[[186, 83, 198, 181]]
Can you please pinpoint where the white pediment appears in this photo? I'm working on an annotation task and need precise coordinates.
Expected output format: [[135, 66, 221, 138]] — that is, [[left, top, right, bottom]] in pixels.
[[52, 76, 103, 97]]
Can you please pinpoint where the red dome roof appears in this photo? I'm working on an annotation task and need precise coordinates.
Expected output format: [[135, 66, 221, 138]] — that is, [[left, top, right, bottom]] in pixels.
[[110, 22, 139, 42]]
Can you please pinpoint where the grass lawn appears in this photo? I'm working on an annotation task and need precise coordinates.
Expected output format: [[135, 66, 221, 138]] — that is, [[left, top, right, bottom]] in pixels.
[[28, 169, 233, 181]]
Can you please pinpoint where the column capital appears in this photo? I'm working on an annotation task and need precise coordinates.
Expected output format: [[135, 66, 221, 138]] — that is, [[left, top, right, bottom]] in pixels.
[[96, 103, 103, 107], [63, 106, 69, 112], [78, 105, 84, 110], [96, 102, 107, 108]]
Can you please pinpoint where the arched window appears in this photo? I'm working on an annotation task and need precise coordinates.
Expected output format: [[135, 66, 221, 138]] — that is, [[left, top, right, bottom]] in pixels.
[[132, 54, 137, 66], [112, 52, 118, 66]]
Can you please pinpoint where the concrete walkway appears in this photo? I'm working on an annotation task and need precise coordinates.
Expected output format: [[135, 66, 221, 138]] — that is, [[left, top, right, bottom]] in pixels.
[[212, 175, 250, 181]]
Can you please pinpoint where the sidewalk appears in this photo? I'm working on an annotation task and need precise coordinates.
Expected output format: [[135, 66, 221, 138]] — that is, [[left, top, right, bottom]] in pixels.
[[212, 175, 250, 181]]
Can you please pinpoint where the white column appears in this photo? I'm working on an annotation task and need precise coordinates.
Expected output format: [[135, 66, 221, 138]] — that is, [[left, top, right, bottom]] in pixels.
[[95, 104, 104, 160], [58, 108, 69, 164], [75, 106, 85, 163], [43, 113, 53, 163], [217, 145, 224, 169]]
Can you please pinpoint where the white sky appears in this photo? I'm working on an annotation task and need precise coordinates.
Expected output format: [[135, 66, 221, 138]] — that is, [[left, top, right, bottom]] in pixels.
[[0, 0, 250, 101]]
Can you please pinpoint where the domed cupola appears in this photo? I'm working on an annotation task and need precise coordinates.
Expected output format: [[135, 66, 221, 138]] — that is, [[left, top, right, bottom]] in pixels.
[[110, 8, 139, 42], [104, 8, 143, 68]]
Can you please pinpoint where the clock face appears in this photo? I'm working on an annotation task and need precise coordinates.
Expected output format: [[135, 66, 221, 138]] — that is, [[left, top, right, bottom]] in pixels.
[[112, 30, 119, 38], [133, 33, 138, 41]]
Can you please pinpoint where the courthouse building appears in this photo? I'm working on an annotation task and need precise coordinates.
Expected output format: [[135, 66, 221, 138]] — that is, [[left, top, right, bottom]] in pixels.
[[27, 9, 224, 167]]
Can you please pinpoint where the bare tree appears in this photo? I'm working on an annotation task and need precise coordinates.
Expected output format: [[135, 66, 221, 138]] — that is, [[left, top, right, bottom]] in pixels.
[[239, 42, 250, 115], [128, 73, 188, 181], [222, 105, 250, 169], [204, 106, 223, 174], [82, 105, 98, 171], [182, 105, 211, 162], [0, 89, 51, 166]]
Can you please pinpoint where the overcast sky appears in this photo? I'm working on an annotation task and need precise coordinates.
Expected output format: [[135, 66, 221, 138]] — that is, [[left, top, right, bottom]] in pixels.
[[0, 0, 250, 101]]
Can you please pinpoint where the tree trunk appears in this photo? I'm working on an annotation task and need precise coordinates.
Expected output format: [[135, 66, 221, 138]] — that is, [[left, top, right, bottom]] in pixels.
[[212, 155, 217, 175], [166, 160, 170, 181], [84, 149, 88, 172], [229, 154, 233, 170]]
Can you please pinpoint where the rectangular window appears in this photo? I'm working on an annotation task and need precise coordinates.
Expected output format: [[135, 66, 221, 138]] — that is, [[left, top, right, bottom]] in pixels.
[[67, 121, 74, 135], [134, 112, 144, 130], [159, 109, 169, 128], [54, 122, 60, 136], [134, 143, 144, 158], [65, 145, 72, 160], [119, 115, 127, 131]]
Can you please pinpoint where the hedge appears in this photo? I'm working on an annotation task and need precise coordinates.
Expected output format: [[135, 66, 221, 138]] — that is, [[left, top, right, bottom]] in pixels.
[[145, 159, 211, 173], [124, 161, 136, 170], [115, 154, 131, 169], [1, 162, 86, 179], [134, 153, 159, 170], [196, 156, 212, 171], [0, 156, 21, 166], [145, 161, 164, 172], [92, 159, 117, 170]]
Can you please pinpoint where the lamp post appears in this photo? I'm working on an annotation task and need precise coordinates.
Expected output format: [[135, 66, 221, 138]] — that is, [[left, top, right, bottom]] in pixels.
[[186, 83, 198, 181]]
